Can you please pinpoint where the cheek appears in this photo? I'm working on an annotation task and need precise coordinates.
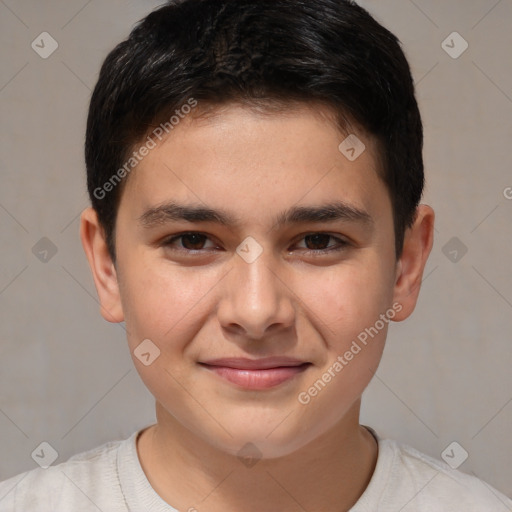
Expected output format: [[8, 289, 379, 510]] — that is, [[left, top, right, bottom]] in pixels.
[[118, 260, 220, 405], [296, 257, 394, 348], [292, 263, 392, 427], [118, 256, 222, 351], [302, 257, 395, 404]]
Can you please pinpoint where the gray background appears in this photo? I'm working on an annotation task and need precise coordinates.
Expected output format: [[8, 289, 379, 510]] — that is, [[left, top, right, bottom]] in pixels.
[[1, 0, 511, 500]]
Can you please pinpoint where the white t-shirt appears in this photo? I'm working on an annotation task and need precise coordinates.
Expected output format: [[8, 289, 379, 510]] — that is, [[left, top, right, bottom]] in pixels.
[[1, 428, 511, 511]]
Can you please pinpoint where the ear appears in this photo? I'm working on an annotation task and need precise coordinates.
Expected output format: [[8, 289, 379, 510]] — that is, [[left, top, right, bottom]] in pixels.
[[392, 204, 435, 321], [79, 207, 124, 323]]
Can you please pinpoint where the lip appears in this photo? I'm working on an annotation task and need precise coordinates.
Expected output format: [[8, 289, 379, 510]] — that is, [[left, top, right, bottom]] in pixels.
[[199, 357, 311, 390]]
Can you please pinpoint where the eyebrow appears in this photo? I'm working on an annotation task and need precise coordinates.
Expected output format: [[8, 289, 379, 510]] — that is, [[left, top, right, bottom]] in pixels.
[[138, 200, 374, 230]]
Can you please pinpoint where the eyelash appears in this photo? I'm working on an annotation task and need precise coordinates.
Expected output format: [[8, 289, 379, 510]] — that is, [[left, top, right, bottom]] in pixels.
[[161, 232, 350, 255]]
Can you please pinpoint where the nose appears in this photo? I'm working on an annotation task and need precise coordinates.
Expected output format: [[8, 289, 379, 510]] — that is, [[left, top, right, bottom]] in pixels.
[[216, 249, 296, 340]]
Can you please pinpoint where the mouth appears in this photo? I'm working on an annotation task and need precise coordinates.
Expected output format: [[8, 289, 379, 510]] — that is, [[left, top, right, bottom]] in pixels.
[[198, 357, 312, 390]]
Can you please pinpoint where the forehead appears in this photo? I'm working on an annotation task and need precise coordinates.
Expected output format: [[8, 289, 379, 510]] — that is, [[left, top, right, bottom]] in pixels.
[[120, 103, 390, 227]]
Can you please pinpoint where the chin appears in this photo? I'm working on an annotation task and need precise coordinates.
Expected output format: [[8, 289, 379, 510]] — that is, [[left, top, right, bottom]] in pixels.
[[203, 416, 323, 461]]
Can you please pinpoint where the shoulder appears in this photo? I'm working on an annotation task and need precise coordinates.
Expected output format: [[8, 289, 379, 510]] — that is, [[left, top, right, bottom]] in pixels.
[[370, 436, 512, 511], [0, 434, 134, 512]]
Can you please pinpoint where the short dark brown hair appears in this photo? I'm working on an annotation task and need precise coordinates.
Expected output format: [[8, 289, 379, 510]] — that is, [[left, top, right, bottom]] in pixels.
[[85, 0, 424, 262]]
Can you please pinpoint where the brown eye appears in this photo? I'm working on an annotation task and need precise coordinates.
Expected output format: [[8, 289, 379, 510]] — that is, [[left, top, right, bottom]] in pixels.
[[163, 232, 216, 252], [294, 233, 349, 254], [180, 233, 208, 250], [304, 233, 333, 251]]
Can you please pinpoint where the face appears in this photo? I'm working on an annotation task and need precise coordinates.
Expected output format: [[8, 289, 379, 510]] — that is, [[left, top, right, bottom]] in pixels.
[[82, 103, 432, 459]]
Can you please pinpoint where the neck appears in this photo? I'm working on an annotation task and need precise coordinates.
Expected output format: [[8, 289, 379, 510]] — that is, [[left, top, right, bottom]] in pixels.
[[137, 400, 378, 512]]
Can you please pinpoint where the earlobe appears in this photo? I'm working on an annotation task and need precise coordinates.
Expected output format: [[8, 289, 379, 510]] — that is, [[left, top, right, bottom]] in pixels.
[[392, 204, 435, 322], [79, 207, 124, 323]]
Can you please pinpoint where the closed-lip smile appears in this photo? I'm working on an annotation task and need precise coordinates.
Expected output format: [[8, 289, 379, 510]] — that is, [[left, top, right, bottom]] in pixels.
[[199, 357, 311, 389]]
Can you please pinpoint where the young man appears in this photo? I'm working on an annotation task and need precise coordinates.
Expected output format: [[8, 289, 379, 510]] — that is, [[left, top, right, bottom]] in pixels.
[[1, 0, 511, 510]]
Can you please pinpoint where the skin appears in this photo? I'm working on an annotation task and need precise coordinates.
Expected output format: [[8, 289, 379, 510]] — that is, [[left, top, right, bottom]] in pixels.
[[81, 103, 434, 511]]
